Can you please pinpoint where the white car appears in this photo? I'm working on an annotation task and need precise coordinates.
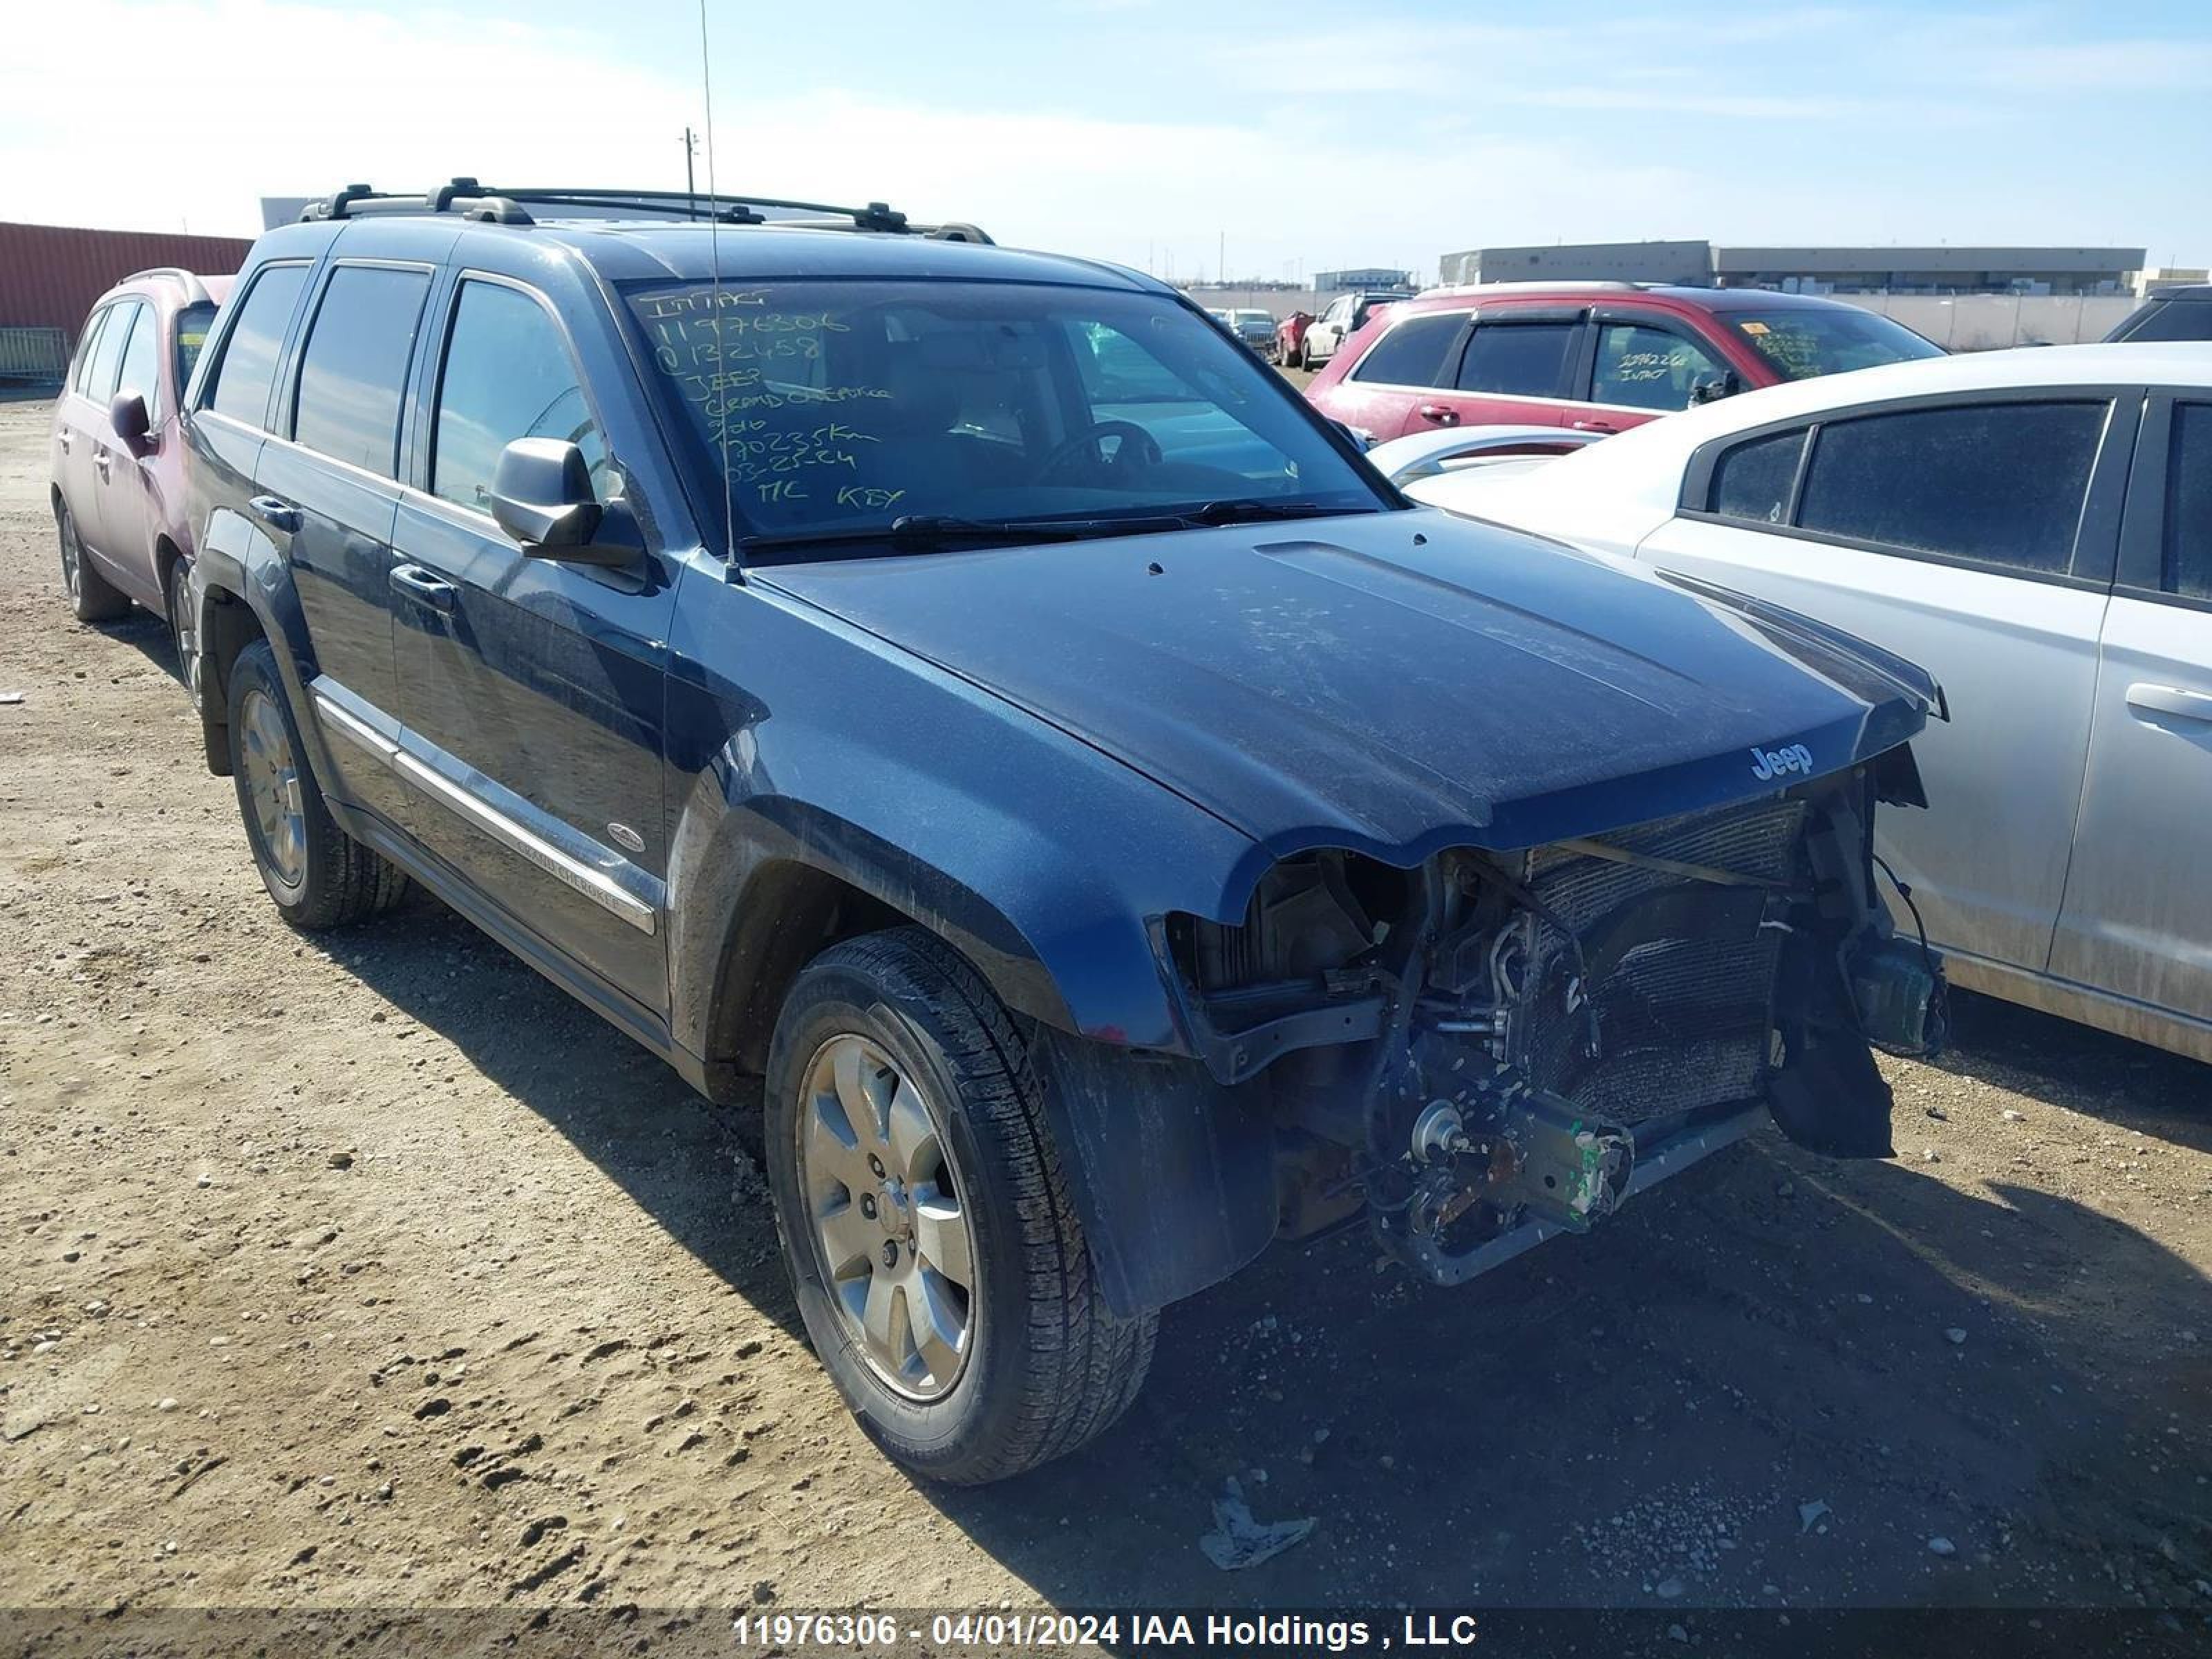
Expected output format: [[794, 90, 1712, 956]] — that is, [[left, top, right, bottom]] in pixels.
[[1378, 344, 2212, 1063], [1299, 291, 1407, 369]]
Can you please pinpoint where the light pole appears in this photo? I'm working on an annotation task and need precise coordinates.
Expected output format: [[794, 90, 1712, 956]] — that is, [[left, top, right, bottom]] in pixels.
[[682, 126, 700, 218]]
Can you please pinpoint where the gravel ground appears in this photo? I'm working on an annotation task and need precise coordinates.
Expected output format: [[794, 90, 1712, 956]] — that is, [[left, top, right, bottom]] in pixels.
[[2, 391, 2209, 1648]]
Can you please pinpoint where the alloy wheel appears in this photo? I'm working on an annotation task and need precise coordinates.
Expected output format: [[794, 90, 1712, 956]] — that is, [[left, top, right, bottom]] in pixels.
[[239, 688, 307, 892], [57, 509, 80, 599], [797, 1033, 977, 1400], [169, 568, 200, 697]]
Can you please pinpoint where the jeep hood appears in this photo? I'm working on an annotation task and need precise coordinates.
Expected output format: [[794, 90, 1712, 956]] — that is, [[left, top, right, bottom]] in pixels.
[[758, 509, 1936, 859]]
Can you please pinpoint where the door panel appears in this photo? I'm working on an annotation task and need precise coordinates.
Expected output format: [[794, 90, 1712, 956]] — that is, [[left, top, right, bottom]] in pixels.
[[1330, 310, 1470, 440], [54, 306, 117, 553], [390, 496, 673, 1006], [252, 440, 415, 830], [96, 301, 164, 604], [2049, 397, 2212, 1021], [1640, 518, 2104, 972], [388, 273, 668, 1008], [2050, 596, 2212, 1020]]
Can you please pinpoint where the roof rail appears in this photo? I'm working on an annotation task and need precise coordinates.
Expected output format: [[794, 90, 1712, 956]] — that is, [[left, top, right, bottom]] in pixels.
[[118, 267, 215, 305], [299, 179, 991, 242]]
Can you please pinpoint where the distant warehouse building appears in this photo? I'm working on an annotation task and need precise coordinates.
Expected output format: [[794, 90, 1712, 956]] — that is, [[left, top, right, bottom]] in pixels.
[[1312, 267, 1412, 292], [1438, 240, 1709, 288], [1439, 239, 2145, 297], [1714, 245, 2143, 296]]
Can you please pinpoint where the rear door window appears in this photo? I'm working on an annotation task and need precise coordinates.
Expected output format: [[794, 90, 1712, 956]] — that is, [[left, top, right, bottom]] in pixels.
[[205, 263, 310, 429], [1591, 322, 1727, 412], [1349, 312, 1464, 387], [1456, 321, 1577, 398], [83, 301, 137, 404], [111, 301, 161, 421], [1795, 400, 2108, 575], [2168, 402, 2212, 600], [290, 264, 432, 476]]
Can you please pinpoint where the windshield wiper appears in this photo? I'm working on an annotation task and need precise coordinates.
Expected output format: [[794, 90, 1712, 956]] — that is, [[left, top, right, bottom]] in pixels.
[[1185, 499, 1371, 526], [737, 512, 1194, 556]]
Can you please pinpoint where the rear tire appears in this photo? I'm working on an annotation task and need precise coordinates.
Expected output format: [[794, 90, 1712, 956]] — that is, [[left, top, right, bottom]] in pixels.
[[167, 558, 200, 700], [764, 926, 1156, 1484], [226, 639, 409, 930], [57, 502, 128, 623]]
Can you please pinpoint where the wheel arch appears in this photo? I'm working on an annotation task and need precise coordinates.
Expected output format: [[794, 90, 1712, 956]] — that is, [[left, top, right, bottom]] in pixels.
[[189, 507, 320, 778]]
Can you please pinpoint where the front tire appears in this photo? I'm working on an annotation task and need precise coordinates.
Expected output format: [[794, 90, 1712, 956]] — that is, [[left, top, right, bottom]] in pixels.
[[57, 502, 128, 623], [764, 927, 1156, 1484], [226, 639, 408, 929]]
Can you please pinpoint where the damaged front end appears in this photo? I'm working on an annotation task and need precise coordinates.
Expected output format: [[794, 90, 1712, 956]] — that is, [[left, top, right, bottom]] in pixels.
[[1161, 762, 1946, 1289]]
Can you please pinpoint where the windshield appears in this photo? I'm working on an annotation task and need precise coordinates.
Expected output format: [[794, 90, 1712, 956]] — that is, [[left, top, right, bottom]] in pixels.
[[624, 279, 1385, 546], [1724, 308, 1943, 379]]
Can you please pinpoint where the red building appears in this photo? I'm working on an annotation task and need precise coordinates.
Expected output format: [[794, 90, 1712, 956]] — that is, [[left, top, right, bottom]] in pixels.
[[0, 219, 253, 348]]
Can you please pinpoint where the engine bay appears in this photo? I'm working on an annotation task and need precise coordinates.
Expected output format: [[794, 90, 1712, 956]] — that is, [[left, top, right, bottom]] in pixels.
[[1165, 765, 1947, 1285]]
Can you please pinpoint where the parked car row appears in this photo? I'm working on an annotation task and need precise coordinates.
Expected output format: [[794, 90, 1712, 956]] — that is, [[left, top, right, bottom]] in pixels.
[[1365, 342, 2212, 1065], [48, 183, 1953, 1486]]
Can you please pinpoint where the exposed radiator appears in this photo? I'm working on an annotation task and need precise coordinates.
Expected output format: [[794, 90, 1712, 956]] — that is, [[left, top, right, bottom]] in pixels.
[[1511, 796, 1808, 1128]]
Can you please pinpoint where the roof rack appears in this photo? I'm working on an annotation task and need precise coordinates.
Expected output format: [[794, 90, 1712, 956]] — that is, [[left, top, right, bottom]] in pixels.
[[299, 179, 992, 243], [118, 267, 216, 304]]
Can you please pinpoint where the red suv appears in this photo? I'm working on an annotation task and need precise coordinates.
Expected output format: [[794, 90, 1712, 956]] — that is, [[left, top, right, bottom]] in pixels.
[[1304, 283, 1941, 443], [48, 268, 234, 666]]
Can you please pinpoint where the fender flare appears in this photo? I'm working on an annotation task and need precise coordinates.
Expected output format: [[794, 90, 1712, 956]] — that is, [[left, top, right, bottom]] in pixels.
[[190, 507, 332, 784]]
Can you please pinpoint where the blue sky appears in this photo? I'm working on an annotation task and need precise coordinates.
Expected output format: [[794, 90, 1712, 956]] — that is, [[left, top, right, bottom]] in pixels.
[[3, 0, 2206, 279]]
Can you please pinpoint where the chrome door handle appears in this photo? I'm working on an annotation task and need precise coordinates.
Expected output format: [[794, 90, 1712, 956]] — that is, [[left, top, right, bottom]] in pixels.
[[93, 449, 111, 477], [57, 430, 71, 453], [2125, 683, 2212, 724], [389, 563, 458, 612], [1416, 404, 1460, 426], [248, 494, 301, 534], [1571, 419, 1620, 433]]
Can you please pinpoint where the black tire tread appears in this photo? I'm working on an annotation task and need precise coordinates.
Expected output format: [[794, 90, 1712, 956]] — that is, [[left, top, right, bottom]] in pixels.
[[805, 926, 1156, 1483], [60, 507, 129, 624]]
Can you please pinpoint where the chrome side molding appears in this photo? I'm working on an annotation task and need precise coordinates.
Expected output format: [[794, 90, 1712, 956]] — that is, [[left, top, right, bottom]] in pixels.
[[310, 681, 658, 937]]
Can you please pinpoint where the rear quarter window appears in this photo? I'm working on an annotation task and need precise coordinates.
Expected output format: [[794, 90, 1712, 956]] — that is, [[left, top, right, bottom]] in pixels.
[[1795, 400, 2108, 575], [1707, 429, 1807, 525]]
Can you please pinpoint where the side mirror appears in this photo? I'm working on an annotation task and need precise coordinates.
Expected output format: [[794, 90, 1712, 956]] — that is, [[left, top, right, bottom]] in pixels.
[[1689, 370, 1741, 406], [111, 390, 152, 458], [1331, 419, 1372, 452], [488, 438, 631, 566]]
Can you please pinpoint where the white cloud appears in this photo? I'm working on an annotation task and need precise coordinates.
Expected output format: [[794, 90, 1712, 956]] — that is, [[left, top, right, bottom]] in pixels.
[[0, 0, 1728, 279]]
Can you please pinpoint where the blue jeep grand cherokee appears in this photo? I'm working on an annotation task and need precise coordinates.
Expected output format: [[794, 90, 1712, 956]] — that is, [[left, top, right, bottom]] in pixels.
[[180, 182, 1945, 1483]]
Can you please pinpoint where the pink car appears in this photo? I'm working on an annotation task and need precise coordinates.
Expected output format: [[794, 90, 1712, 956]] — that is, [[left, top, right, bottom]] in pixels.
[[48, 268, 234, 670]]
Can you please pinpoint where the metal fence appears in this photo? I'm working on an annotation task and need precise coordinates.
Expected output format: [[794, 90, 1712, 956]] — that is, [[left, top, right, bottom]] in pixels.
[[0, 326, 69, 383]]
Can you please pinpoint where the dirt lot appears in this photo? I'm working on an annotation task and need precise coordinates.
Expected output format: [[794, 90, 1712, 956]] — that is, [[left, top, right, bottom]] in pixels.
[[2, 389, 2209, 1645]]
